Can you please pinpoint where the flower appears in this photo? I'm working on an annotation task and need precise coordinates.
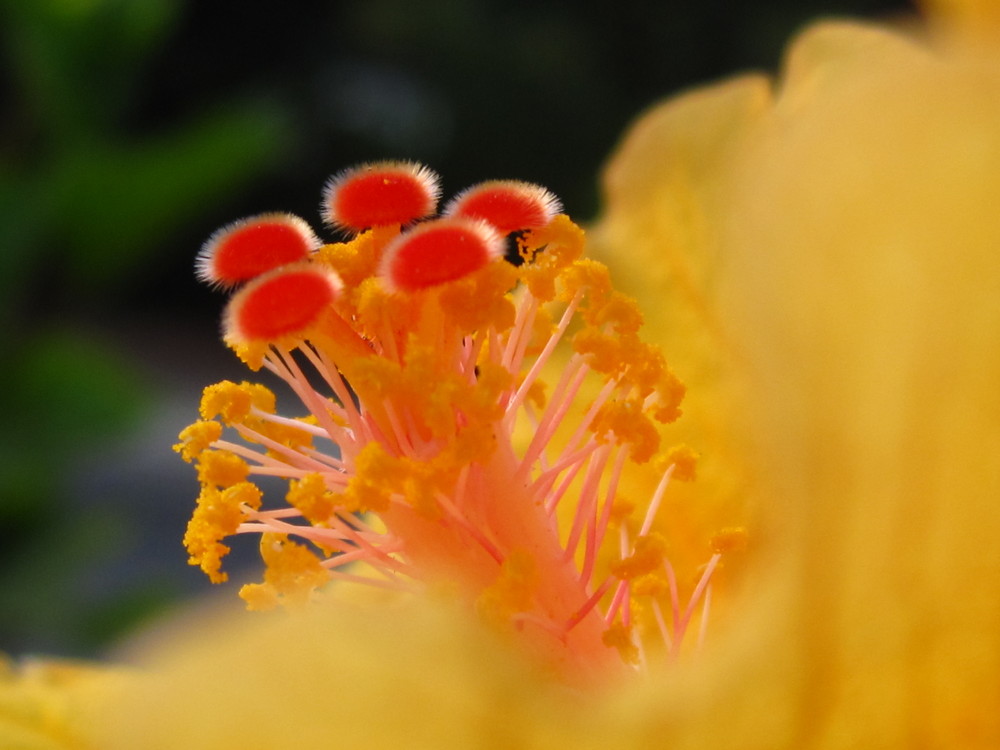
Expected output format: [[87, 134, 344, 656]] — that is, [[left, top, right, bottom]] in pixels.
[[175, 161, 740, 684], [590, 3, 1000, 745], [7, 2, 1000, 748], [0, 655, 124, 750]]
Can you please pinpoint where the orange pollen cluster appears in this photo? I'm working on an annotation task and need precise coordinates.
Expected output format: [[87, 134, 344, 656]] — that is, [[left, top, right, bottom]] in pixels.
[[176, 161, 741, 684]]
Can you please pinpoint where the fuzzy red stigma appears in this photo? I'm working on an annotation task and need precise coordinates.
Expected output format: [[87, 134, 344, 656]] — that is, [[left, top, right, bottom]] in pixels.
[[379, 217, 503, 292], [321, 161, 441, 232], [196, 213, 320, 288], [224, 263, 342, 342], [444, 180, 561, 234]]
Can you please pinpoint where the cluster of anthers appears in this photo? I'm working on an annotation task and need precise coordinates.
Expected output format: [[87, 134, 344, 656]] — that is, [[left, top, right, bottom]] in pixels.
[[175, 161, 744, 684]]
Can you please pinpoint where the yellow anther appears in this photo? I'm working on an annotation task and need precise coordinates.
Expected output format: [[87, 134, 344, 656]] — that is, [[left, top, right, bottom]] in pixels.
[[608, 496, 636, 528], [610, 532, 669, 580], [200, 381, 276, 424], [652, 371, 686, 424], [516, 215, 585, 301], [184, 482, 263, 583], [286, 473, 336, 525], [561, 259, 613, 310], [196, 450, 250, 488], [347, 353, 402, 407], [572, 328, 626, 375], [438, 261, 518, 333], [589, 290, 643, 334], [341, 443, 396, 513], [237, 580, 278, 611], [407, 345, 463, 438], [239, 534, 330, 611], [531, 214, 585, 265], [316, 233, 381, 288], [524, 378, 547, 410], [468, 360, 513, 419], [666, 444, 699, 482], [377, 450, 470, 520], [352, 276, 418, 341], [620, 339, 666, 397], [631, 572, 668, 597], [601, 622, 639, 665], [711, 527, 749, 554], [476, 549, 538, 625], [591, 399, 660, 463], [229, 341, 271, 371], [173, 420, 222, 463], [519, 263, 558, 302]]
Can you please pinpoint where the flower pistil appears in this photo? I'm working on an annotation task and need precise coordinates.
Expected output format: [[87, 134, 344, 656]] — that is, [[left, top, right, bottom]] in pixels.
[[176, 161, 744, 683]]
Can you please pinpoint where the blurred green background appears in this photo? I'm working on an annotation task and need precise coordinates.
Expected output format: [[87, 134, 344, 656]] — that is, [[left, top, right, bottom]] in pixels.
[[0, 0, 909, 657]]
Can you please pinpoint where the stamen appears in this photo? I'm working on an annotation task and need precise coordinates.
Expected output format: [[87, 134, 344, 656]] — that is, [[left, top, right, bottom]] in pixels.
[[179, 162, 744, 683], [561, 445, 613, 559], [639, 463, 675, 537], [674, 553, 722, 650], [696, 584, 713, 651], [651, 598, 673, 653], [505, 292, 581, 418], [580, 447, 628, 585]]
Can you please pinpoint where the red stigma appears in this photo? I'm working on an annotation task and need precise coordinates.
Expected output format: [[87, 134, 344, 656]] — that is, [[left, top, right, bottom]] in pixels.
[[322, 161, 441, 232], [444, 180, 561, 234], [197, 214, 320, 288], [225, 264, 341, 342], [380, 218, 503, 292]]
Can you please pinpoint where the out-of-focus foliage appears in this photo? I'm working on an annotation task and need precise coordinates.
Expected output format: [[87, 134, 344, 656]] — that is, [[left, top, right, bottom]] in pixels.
[[0, 0, 285, 654]]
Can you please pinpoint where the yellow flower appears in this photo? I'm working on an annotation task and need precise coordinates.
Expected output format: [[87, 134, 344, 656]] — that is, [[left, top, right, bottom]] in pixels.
[[7, 3, 1000, 747], [0, 655, 124, 750], [590, 3, 1000, 745]]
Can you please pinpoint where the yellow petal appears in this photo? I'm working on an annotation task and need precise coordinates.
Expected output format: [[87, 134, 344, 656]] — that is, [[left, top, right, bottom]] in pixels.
[[592, 14, 1000, 747], [723, 21, 1000, 744], [90, 598, 604, 750], [0, 656, 126, 750], [775, 20, 932, 113], [592, 73, 770, 352], [920, 0, 1000, 43], [590, 74, 772, 570]]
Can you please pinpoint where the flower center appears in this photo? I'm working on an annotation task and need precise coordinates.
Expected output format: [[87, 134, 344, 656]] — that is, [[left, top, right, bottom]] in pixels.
[[176, 161, 745, 684]]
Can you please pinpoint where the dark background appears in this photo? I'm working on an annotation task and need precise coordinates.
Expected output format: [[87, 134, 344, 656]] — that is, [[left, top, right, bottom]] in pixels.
[[0, 0, 910, 658]]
